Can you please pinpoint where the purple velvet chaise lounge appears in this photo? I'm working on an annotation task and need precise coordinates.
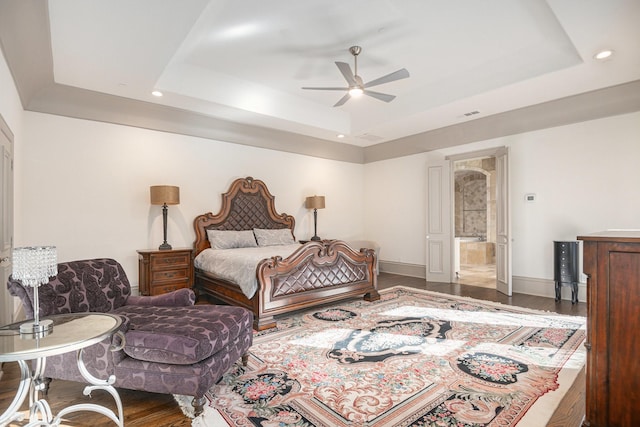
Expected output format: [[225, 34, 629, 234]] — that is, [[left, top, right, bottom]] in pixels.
[[7, 258, 253, 416]]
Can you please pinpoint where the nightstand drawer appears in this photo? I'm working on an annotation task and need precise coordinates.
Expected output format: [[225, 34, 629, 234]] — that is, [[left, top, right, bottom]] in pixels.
[[151, 268, 189, 283], [150, 252, 190, 269], [149, 282, 190, 296]]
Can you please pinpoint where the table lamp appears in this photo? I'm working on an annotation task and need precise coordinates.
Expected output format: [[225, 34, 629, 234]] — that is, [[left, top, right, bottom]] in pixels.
[[305, 195, 325, 241], [12, 246, 58, 336], [150, 185, 180, 250]]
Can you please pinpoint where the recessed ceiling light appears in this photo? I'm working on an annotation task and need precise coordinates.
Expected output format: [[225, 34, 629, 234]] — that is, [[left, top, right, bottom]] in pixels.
[[151, 90, 163, 97], [337, 134, 345, 139], [594, 49, 614, 60]]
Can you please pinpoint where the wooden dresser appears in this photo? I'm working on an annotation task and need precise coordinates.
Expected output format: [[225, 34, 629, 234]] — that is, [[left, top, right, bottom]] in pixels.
[[578, 231, 640, 427], [137, 248, 193, 296]]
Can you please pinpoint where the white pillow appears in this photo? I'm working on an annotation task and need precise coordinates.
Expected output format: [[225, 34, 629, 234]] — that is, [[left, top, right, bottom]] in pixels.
[[206, 229, 257, 250], [253, 228, 295, 246]]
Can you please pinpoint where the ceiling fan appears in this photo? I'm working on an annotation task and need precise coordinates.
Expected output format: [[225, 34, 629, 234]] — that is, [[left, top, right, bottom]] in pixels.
[[302, 45, 410, 107]]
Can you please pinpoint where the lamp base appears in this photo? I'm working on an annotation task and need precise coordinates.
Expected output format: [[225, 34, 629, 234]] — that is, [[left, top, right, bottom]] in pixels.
[[158, 242, 172, 250], [310, 236, 321, 241], [20, 319, 53, 338]]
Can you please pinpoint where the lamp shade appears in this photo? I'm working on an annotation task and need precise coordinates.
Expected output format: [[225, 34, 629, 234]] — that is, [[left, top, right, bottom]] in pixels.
[[305, 195, 325, 210], [150, 185, 180, 205], [12, 246, 58, 288]]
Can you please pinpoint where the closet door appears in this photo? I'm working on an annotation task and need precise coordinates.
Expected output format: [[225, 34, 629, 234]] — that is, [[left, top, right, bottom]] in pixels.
[[425, 153, 451, 283], [495, 147, 511, 296]]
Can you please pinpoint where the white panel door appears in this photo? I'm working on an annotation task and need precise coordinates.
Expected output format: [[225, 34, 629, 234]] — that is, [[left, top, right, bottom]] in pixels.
[[0, 115, 14, 326], [426, 154, 452, 283], [495, 147, 512, 295]]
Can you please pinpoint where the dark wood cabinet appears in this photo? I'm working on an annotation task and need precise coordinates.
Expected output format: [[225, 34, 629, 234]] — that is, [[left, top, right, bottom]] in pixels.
[[137, 248, 193, 296], [578, 231, 640, 427], [554, 241, 579, 303]]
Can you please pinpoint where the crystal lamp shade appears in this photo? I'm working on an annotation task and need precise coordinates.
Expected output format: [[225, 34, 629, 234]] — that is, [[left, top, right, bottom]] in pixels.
[[12, 246, 58, 337], [12, 246, 58, 288]]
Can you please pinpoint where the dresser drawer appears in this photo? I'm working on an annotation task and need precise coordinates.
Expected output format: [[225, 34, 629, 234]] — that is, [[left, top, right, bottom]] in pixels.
[[150, 252, 190, 270], [560, 274, 575, 283]]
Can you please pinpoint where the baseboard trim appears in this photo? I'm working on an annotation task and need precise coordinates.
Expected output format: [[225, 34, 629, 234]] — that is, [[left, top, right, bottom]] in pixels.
[[513, 276, 586, 303], [379, 261, 586, 303], [379, 261, 426, 279]]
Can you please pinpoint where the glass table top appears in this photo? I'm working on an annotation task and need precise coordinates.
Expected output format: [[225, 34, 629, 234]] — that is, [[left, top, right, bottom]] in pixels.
[[0, 313, 122, 362]]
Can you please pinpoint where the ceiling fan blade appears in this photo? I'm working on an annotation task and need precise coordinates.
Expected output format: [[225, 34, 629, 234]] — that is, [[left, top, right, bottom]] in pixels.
[[363, 90, 396, 103], [333, 93, 351, 107], [363, 68, 410, 88], [335, 61, 357, 86], [302, 86, 349, 91]]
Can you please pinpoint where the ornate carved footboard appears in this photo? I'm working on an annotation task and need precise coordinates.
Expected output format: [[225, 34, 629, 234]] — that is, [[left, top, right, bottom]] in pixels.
[[256, 239, 379, 329], [193, 176, 379, 330]]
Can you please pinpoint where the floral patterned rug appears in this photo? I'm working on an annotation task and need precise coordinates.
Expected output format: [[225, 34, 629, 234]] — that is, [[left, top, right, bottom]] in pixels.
[[177, 286, 586, 426]]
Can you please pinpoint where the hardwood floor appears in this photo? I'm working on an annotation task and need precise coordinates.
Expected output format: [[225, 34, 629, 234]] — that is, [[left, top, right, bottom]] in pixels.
[[0, 273, 586, 426]]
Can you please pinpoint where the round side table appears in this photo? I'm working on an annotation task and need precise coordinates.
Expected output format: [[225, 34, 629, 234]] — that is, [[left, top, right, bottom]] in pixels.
[[0, 313, 124, 426]]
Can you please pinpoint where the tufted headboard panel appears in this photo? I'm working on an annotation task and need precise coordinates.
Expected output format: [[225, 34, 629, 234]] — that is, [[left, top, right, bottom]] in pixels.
[[193, 177, 296, 256]]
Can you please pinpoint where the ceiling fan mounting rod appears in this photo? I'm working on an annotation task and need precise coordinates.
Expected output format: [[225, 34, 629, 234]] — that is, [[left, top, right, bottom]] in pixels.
[[350, 45, 362, 78], [301, 44, 409, 107]]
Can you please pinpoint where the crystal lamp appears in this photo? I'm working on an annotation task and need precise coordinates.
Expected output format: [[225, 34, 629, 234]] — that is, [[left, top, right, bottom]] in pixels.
[[12, 246, 58, 336]]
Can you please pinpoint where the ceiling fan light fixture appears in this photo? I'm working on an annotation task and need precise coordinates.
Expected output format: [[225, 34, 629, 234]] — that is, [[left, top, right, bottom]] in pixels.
[[594, 49, 614, 60], [302, 45, 409, 106]]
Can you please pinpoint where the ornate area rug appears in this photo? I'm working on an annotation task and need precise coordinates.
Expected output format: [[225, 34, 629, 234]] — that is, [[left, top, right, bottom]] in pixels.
[[176, 286, 586, 426]]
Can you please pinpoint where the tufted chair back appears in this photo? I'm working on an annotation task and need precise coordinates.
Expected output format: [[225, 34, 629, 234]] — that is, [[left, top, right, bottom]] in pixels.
[[7, 258, 131, 319]]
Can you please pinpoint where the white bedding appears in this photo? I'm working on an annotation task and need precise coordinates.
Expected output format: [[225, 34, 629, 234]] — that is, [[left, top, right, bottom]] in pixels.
[[193, 244, 302, 299]]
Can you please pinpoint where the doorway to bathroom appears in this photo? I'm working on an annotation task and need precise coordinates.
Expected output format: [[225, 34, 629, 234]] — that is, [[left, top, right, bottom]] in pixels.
[[426, 146, 510, 294], [453, 156, 497, 288]]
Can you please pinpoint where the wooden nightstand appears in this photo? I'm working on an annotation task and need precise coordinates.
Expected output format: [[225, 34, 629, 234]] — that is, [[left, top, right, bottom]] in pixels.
[[137, 248, 193, 296]]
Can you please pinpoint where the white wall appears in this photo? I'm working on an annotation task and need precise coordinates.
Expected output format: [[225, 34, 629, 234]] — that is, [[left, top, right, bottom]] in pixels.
[[1, 47, 25, 321], [5, 43, 640, 293], [1, 45, 23, 230], [16, 112, 366, 287], [364, 111, 640, 283], [0, 48, 22, 138]]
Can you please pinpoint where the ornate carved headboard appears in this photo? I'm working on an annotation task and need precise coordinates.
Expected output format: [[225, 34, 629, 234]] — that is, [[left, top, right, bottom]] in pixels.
[[193, 177, 296, 256]]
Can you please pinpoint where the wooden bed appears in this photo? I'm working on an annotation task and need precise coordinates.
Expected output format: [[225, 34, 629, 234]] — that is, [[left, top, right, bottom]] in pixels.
[[193, 176, 380, 330]]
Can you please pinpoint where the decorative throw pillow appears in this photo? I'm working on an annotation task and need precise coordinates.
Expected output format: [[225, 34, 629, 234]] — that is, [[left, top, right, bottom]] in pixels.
[[206, 229, 257, 250], [253, 228, 295, 246]]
